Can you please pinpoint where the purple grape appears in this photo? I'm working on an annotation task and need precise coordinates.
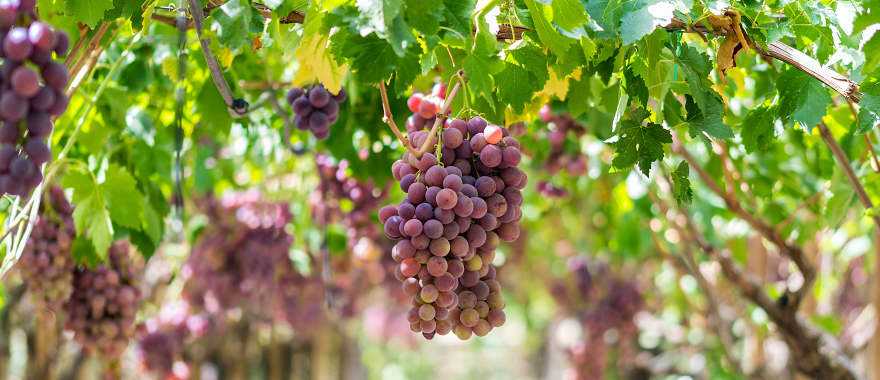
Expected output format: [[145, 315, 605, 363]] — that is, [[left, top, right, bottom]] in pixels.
[[28, 22, 55, 51], [24, 138, 49, 164], [308, 86, 330, 108], [0, 92, 28, 122], [11, 66, 39, 97], [4, 27, 32, 61]]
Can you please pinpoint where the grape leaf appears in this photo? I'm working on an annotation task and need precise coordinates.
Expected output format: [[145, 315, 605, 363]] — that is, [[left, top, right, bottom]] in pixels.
[[66, 0, 114, 28], [857, 79, 880, 134], [296, 4, 348, 92], [524, 0, 572, 57], [71, 188, 114, 260], [553, 0, 589, 32], [624, 66, 648, 107], [777, 69, 831, 128], [741, 105, 776, 152], [103, 0, 144, 28], [211, 0, 254, 50], [463, 18, 501, 103], [677, 46, 731, 139], [619, 0, 675, 45], [612, 120, 672, 175], [101, 165, 144, 230], [672, 161, 693, 204], [355, 0, 416, 57], [495, 63, 536, 112], [684, 94, 732, 139]]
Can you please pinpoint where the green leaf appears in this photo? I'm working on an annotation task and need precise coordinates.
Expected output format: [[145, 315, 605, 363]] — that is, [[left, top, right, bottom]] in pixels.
[[685, 94, 732, 139], [524, 0, 572, 57], [71, 236, 101, 267], [495, 63, 535, 111], [624, 66, 648, 107], [72, 191, 114, 259], [672, 161, 693, 204], [777, 69, 831, 128], [101, 165, 144, 229], [104, 0, 144, 28], [677, 46, 730, 139], [619, 0, 674, 45], [66, 0, 114, 28], [612, 120, 672, 175], [211, 0, 254, 50], [553, 0, 589, 32], [142, 203, 163, 245], [741, 106, 776, 152], [857, 79, 880, 134]]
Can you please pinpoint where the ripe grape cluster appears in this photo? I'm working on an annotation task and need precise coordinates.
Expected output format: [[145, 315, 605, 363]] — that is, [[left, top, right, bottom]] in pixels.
[[550, 257, 644, 380], [380, 87, 526, 340], [536, 105, 587, 199], [136, 301, 212, 379], [183, 192, 326, 330], [64, 241, 142, 357], [17, 186, 74, 310], [0, 1, 70, 196], [286, 84, 346, 139], [312, 154, 386, 258]]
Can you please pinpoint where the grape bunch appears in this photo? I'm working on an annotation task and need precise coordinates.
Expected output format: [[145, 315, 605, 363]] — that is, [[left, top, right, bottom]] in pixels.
[[183, 192, 329, 331], [64, 241, 142, 357], [286, 84, 346, 140], [379, 87, 526, 340], [136, 301, 212, 379], [549, 257, 644, 380], [183, 192, 295, 314], [17, 186, 75, 310], [535, 105, 587, 199], [0, 1, 70, 196], [312, 154, 386, 257]]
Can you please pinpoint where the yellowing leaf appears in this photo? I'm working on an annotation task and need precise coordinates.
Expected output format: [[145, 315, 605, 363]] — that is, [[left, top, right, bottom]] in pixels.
[[537, 68, 581, 101], [293, 5, 348, 93]]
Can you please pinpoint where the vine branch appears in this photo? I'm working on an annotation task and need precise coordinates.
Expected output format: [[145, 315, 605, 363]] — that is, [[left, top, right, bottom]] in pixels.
[[187, 0, 248, 117], [267, 91, 308, 156], [671, 135, 815, 309], [651, 191, 857, 379], [817, 122, 880, 229]]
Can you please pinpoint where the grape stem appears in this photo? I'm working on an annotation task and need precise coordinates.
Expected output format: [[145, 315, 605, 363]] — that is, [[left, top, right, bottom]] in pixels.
[[267, 90, 308, 155], [377, 81, 416, 156], [188, 0, 248, 118], [414, 73, 463, 158]]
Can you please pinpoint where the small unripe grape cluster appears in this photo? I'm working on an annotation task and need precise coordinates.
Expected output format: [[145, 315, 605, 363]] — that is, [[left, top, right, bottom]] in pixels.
[[0, 0, 70, 196], [379, 86, 525, 340], [64, 241, 142, 357], [537, 105, 587, 198], [287, 84, 346, 139], [17, 185, 74, 310]]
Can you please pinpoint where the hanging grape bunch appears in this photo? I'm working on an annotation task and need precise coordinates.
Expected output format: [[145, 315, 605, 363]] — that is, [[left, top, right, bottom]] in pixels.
[[64, 241, 142, 357], [0, 0, 70, 196], [379, 84, 525, 340], [17, 185, 75, 310], [286, 84, 346, 139]]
